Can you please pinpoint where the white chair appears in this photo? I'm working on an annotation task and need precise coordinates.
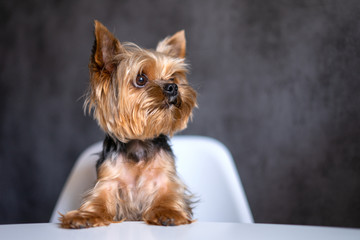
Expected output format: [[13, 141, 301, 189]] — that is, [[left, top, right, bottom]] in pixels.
[[50, 135, 253, 223]]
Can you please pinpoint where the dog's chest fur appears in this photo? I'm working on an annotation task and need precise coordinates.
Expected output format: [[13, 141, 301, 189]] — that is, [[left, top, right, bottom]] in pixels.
[[95, 135, 176, 220]]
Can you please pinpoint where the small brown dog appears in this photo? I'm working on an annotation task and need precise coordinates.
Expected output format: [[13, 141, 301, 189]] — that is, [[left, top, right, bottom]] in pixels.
[[59, 21, 197, 228]]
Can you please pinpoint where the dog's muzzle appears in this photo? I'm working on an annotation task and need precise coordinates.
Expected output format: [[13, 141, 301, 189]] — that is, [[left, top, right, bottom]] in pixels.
[[163, 83, 178, 105]]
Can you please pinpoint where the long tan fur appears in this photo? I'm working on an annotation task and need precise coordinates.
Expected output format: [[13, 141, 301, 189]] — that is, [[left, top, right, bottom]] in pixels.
[[60, 20, 196, 228]]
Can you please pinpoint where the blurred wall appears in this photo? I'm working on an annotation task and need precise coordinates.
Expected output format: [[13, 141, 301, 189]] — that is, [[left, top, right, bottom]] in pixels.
[[1, 0, 360, 227]]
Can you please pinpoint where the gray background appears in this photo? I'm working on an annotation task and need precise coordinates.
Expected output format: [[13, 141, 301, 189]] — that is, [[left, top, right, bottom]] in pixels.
[[1, 0, 360, 227]]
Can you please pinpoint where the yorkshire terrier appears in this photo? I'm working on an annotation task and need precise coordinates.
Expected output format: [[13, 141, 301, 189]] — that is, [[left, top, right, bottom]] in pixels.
[[59, 20, 197, 228]]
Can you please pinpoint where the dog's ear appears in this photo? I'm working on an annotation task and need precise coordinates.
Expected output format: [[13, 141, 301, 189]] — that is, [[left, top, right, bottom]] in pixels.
[[156, 30, 186, 58], [91, 20, 123, 73]]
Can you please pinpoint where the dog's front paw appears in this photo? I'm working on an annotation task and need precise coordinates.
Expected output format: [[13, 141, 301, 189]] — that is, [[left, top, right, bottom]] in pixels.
[[59, 210, 112, 229], [143, 208, 192, 226]]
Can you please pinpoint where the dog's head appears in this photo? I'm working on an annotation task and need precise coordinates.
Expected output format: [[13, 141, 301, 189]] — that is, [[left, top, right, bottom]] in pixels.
[[85, 21, 197, 141]]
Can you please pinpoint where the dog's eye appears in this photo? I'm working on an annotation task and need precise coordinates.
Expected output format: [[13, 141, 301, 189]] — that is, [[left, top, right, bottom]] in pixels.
[[135, 74, 148, 87]]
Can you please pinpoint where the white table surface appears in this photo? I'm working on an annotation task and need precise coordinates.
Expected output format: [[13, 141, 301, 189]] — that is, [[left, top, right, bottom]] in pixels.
[[0, 222, 359, 240]]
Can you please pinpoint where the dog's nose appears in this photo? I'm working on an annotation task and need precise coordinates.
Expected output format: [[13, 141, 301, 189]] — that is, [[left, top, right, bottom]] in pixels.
[[163, 83, 178, 97]]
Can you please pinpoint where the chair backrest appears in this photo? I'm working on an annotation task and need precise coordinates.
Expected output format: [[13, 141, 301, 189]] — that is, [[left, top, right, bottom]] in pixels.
[[50, 135, 253, 223]]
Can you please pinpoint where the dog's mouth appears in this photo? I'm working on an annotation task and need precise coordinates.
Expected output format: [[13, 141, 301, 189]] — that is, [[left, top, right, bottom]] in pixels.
[[169, 96, 182, 108], [162, 96, 181, 109], [167, 95, 178, 105]]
